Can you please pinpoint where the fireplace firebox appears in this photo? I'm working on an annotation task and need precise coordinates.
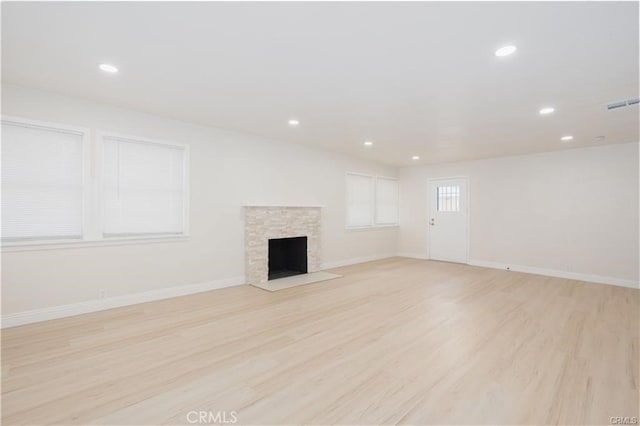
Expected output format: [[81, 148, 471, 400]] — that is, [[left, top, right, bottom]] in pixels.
[[268, 236, 308, 280]]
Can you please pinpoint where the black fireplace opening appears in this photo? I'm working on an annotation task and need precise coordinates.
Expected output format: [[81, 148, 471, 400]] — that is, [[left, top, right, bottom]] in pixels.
[[268, 236, 308, 280]]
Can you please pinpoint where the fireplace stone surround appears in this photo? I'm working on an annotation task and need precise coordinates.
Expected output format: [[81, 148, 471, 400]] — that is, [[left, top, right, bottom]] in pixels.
[[244, 206, 322, 285]]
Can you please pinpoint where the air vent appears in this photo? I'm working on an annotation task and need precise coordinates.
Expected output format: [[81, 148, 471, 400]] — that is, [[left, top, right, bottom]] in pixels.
[[607, 97, 640, 110], [607, 100, 627, 110]]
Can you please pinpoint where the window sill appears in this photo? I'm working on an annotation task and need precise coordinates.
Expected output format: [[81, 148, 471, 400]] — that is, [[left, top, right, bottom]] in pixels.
[[1, 235, 190, 252]]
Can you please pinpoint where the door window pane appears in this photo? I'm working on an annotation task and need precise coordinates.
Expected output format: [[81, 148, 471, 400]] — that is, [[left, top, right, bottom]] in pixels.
[[437, 185, 460, 212]]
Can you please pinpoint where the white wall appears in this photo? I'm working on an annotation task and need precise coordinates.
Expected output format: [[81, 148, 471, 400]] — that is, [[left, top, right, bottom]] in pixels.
[[3, 84, 637, 323], [1, 84, 398, 316], [398, 143, 639, 287]]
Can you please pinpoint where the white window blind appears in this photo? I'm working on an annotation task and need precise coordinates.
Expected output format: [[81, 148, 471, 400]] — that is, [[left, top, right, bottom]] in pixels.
[[346, 173, 373, 228], [102, 136, 187, 238], [375, 177, 399, 225], [1, 120, 85, 242]]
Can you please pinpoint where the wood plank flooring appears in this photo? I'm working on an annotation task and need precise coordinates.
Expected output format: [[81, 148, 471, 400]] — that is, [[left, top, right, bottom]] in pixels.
[[2, 257, 638, 425]]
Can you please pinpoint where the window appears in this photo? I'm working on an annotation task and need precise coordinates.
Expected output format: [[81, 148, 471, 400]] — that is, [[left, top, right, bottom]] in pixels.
[[437, 185, 460, 212], [1, 118, 88, 243], [346, 173, 398, 228], [375, 177, 399, 225], [346, 173, 374, 228], [1, 116, 189, 248], [101, 135, 188, 238]]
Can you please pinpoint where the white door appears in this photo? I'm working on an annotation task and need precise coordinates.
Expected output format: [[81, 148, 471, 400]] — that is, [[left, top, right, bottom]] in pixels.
[[428, 177, 469, 263]]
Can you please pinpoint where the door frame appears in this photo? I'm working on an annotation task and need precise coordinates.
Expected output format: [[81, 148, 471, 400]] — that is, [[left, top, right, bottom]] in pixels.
[[426, 176, 470, 264]]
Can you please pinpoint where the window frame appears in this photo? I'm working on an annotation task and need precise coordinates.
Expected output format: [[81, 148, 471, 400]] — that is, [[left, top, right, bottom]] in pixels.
[[1, 116, 190, 251], [436, 185, 461, 213], [95, 130, 190, 241], [1, 115, 92, 247], [374, 176, 399, 226], [345, 172, 375, 229], [345, 172, 399, 230]]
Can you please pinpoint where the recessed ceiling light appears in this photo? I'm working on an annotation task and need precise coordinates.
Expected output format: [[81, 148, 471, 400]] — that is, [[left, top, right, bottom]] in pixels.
[[495, 45, 517, 57], [411, 156, 420, 160], [288, 119, 299, 126], [561, 135, 574, 141], [539, 107, 555, 115], [99, 63, 118, 73], [364, 141, 373, 146]]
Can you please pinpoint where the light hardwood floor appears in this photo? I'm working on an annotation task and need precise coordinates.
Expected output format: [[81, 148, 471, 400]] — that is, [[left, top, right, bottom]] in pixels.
[[2, 257, 638, 425]]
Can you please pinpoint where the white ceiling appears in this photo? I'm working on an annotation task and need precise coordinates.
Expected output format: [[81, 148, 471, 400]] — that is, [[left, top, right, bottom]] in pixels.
[[2, 2, 638, 166]]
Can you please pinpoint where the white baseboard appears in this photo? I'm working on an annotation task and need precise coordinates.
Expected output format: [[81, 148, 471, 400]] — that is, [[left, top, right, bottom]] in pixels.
[[3, 252, 398, 327], [322, 253, 396, 270], [396, 252, 429, 260], [6, 255, 636, 328], [394, 254, 638, 289], [1, 276, 246, 328], [468, 259, 638, 289]]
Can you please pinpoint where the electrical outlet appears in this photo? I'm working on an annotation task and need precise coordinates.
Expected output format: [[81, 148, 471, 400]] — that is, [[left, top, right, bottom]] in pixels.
[[98, 289, 106, 299]]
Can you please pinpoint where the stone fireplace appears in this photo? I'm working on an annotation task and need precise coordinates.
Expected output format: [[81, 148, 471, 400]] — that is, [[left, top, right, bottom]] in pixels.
[[244, 206, 321, 285]]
